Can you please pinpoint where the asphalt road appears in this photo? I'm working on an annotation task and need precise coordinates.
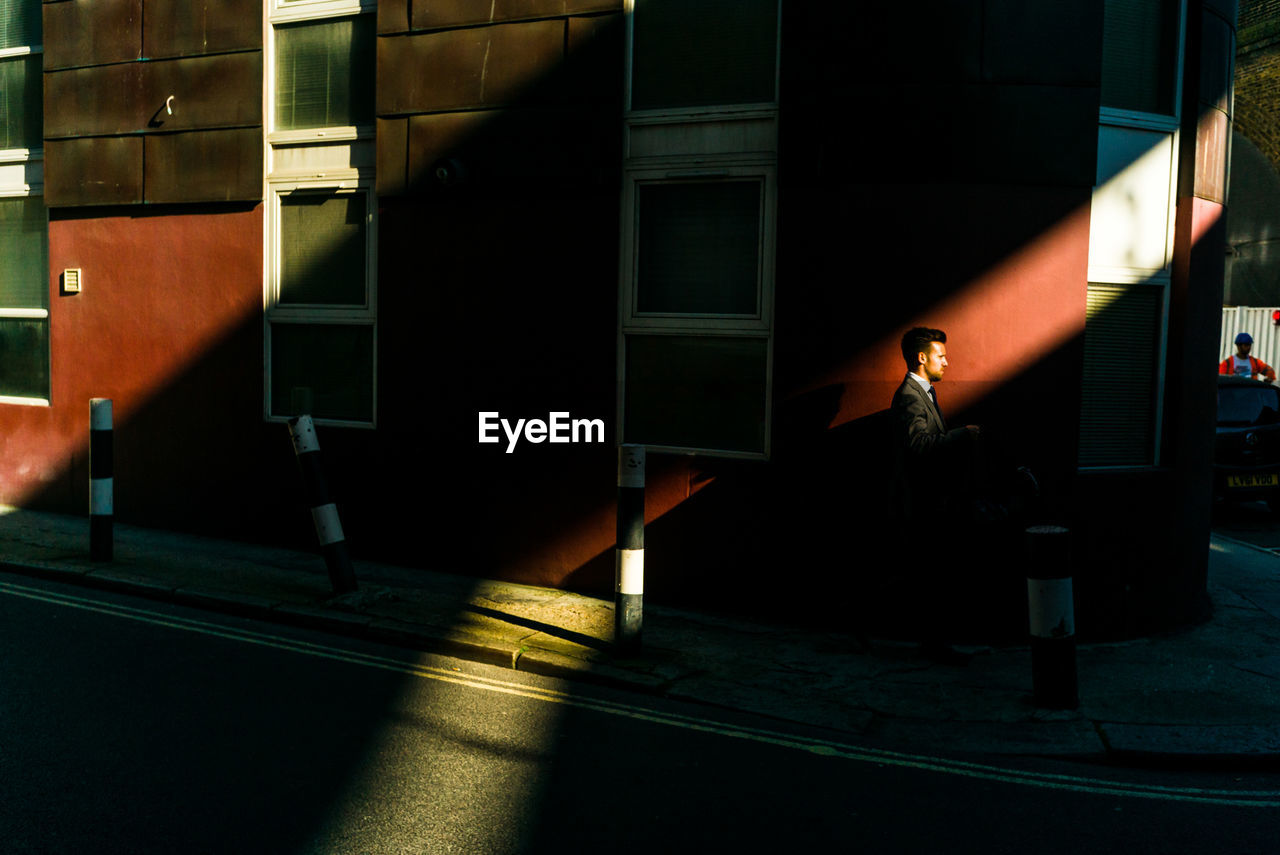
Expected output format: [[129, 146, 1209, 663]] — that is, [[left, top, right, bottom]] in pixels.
[[2, 573, 1278, 854]]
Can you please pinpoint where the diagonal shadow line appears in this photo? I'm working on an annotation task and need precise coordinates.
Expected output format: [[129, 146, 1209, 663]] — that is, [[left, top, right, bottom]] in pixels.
[[465, 603, 612, 651]]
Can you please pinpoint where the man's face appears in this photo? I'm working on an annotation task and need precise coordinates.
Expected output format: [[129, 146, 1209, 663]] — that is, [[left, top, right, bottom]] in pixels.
[[920, 341, 948, 382], [1238, 342, 1253, 358]]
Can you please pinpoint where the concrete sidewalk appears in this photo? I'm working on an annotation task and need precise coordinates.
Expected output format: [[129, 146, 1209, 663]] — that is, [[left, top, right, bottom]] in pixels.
[[1, 506, 1279, 768]]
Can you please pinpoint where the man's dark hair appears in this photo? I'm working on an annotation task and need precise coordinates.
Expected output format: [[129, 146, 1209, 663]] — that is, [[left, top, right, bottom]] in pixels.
[[901, 327, 947, 368]]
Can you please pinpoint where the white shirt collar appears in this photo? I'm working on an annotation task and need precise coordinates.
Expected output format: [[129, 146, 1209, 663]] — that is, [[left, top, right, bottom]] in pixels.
[[908, 372, 932, 393]]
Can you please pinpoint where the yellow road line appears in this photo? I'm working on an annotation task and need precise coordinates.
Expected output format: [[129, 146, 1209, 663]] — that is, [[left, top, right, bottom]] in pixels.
[[4, 578, 1279, 808]]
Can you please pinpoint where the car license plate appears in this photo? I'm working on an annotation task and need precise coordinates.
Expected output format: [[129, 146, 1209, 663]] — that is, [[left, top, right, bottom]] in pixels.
[[1228, 473, 1280, 488]]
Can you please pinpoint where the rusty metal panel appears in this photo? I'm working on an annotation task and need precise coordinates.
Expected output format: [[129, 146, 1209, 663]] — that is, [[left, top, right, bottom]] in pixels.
[[43, 0, 142, 70], [405, 107, 617, 191], [376, 117, 408, 196], [408, 0, 616, 30], [378, 0, 409, 35], [44, 137, 143, 206], [45, 54, 260, 138], [406, 111, 488, 190], [143, 0, 262, 58], [412, 0, 564, 30], [564, 0, 621, 13], [378, 21, 565, 115], [1195, 108, 1229, 204], [142, 54, 263, 132], [44, 64, 146, 138], [565, 13, 623, 104], [144, 128, 263, 203]]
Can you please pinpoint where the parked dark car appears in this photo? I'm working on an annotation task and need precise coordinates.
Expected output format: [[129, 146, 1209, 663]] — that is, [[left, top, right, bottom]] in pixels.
[[1215, 375, 1280, 510]]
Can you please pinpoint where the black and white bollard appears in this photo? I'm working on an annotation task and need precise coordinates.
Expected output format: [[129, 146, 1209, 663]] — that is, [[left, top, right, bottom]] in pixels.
[[615, 444, 645, 653], [90, 398, 113, 562], [287, 415, 358, 595], [1026, 524, 1078, 709]]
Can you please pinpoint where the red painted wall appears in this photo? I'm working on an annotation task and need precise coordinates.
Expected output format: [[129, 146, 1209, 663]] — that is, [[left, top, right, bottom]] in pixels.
[[0, 205, 274, 533]]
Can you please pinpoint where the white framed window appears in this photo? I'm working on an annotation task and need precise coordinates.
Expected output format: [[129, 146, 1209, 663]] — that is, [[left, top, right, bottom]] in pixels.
[[1079, 0, 1186, 468], [265, 0, 376, 426], [626, 0, 780, 116], [265, 181, 377, 426], [271, 13, 376, 143], [268, 0, 370, 25], [618, 0, 780, 459], [621, 166, 776, 331], [0, 0, 47, 406]]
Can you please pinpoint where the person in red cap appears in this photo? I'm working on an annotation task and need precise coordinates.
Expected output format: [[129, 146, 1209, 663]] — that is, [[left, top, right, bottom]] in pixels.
[[1220, 333, 1276, 383]]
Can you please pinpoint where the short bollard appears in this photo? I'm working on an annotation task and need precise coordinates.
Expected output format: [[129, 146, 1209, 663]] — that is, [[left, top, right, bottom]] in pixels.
[[90, 398, 113, 562], [287, 415, 358, 595], [614, 444, 645, 653], [1026, 524, 1078, 709]]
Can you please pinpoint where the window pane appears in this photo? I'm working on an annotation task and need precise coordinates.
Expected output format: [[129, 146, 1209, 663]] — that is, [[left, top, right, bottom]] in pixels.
[[280, 193, 367, 306], [1079, 284, 1161, 466], [0, 0, 40, 50], [1090, 127, 1174, 274], [275, 16, 374, 130], [631, 0, 778, 110], [271, 322, 373, 422], [0, 317, 47, 399], [624, 334, 767, 453], [0, 54, 42, 150], [1101, 0, 1180, 115], [0, 196, 46, 309], [637, 181, 761, 315]]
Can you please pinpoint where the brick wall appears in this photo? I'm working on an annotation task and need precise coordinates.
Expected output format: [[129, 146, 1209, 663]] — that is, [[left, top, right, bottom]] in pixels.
[[1236, 0, 1280, 171], [1240, 0, 1280, 32]]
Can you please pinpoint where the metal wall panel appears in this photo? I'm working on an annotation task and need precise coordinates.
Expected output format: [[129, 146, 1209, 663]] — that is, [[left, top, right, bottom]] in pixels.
[[378, 0, 409, 35], [43, 0, 263, 206], [409, 0, 619, 31], [376, 11, 622, 196], [564, 13, 622, 103], [376, 117, 408, 196], [143, 0, 262, 59], [143, 53, 263, 132], [1196, 108, 1229, 204], [404, 107, 614, 190], [144, 129, 263, 203], [44, 64, 146, 138], [378, 21, 565, 115], [45, 54, 261, 139], [44, 137, 144, 206], [43, 0, 141, 69]]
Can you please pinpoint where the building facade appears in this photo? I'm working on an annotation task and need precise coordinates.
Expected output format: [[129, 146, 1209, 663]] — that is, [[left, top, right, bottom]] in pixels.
[[0, 0, 1236, 639]]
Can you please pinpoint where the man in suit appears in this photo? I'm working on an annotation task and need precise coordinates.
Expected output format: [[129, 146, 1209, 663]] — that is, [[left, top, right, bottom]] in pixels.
[[890, 327, 980, 524], [889, 327, 982, 664]]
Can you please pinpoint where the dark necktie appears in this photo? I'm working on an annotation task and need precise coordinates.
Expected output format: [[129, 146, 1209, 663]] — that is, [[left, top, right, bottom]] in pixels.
[[928, 386, 945, 427]]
